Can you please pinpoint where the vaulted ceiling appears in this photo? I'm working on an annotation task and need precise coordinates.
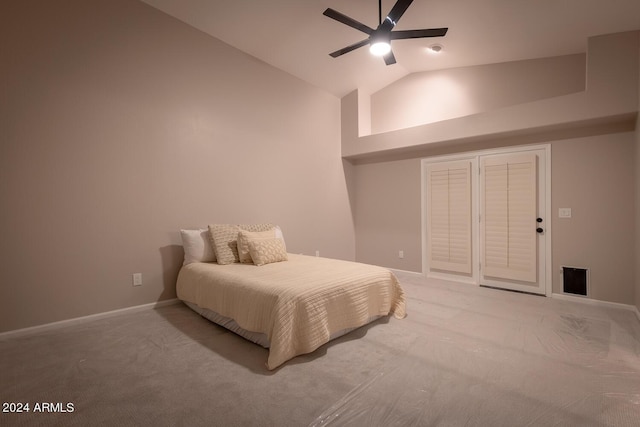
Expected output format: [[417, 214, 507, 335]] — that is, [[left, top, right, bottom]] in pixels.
[[140, 0, 640, 97]]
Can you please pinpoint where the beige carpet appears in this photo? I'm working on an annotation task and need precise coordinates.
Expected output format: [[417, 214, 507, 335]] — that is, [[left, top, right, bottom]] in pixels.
[[2, 272, 640, 426]]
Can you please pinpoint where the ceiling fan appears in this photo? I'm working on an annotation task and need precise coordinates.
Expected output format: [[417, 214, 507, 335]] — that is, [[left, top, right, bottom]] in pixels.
[[323, 0, 448, 65]]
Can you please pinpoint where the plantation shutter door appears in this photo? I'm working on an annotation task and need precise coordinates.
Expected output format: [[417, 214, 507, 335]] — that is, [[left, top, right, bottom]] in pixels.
[[481, 153, 537, 282], [427, 160, 472, 274]]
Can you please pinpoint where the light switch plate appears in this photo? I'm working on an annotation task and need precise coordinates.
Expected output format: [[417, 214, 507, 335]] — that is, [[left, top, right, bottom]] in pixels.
[[132, 273, 142, 286], [559, 208, 572, 218]]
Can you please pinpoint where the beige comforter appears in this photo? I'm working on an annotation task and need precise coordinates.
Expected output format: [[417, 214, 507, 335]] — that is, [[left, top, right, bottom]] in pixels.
[[176, 254, 406, 370]]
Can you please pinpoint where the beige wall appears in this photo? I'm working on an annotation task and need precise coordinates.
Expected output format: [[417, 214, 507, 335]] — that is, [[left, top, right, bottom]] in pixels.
[[371, 54, 586, 134], [353, 159, 422, 271], [552, 133, 635, 303], [352, 133, 636, 305], [636, 38, 640, 314], [636, 116, 640, 312], [0, 0, 353, 332], [636, 41, 640, 312]]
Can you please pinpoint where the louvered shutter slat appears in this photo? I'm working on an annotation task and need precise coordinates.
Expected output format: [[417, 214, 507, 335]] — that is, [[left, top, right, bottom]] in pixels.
[[481, 153, 537, 282], [427, 161, 472, 274]]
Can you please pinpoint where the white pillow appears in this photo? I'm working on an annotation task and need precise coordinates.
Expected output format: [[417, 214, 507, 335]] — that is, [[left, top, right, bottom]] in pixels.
[[275, 225, 284, 242], [180, 229, 216, 265]]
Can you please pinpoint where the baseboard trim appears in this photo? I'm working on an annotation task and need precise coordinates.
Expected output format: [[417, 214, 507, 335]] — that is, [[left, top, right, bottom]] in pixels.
[[0, 298, 181, 340], [426, 271, 477, 285], [389, 268, 424, 279], [551, 293, 638, 315]]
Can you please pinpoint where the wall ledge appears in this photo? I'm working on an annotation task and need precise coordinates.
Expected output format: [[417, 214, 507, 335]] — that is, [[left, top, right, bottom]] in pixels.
[[346, 112, 636, 164], [342, 31, 640, 162]]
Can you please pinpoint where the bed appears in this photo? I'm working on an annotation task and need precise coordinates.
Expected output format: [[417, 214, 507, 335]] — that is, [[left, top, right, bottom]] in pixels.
[[176, 251, 406, 370]]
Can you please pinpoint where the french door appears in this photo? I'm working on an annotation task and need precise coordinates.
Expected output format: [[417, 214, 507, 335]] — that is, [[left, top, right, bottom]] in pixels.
[[424, 147, 549, 295], [426, 160, 472, 275], [479, 150, 547, 294]]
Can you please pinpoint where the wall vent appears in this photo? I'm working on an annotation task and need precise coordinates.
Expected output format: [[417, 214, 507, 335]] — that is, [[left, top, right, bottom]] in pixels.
[[562, 267, 588, 296]]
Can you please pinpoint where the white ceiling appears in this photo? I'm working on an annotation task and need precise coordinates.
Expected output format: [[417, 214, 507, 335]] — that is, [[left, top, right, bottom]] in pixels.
[[140, 0, 640, 97]]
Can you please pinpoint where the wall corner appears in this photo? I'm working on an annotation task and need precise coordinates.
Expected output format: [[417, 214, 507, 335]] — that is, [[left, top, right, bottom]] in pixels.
[[585, 30, 640, 110], [341, 89, 371, 155]]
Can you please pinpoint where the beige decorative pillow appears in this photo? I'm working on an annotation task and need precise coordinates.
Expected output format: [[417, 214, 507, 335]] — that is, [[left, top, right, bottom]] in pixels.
[[248, 238, 288, 266], [208, 223, 274, 265], [237, 229, 277, 263]]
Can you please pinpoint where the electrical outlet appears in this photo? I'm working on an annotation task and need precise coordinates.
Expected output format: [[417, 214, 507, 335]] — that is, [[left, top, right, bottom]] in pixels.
[[398, 250, 404, 259], [315, 250, 320, 257], [132, 273, 142, 287]]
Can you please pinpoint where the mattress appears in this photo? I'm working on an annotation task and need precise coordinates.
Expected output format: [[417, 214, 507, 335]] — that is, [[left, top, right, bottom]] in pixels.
[[183, 301, 271, 348], [184, 301, 382, 350], [176, 254, 406, 369]]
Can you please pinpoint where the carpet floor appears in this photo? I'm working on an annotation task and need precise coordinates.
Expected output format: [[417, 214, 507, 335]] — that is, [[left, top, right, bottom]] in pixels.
[[2, 272, 639, 426]]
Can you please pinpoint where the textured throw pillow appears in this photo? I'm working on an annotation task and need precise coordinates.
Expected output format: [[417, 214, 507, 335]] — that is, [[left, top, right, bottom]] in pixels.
[[209, 223, 274, 265], [180, 229, 216, 265], [248, 238, 288, 266], [237, 229, 276, 264]]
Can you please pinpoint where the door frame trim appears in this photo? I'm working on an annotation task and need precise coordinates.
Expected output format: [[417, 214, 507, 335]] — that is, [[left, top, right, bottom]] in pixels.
[[421, 143, 552, 296]]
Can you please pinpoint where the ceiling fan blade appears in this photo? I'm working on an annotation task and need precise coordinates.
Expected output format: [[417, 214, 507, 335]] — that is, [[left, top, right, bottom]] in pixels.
[[323, 8, 374, 35], [380, 0, 414, 32], [384, 50, 397, 65], [329, 38, 371, 58], [390, 28, 448, 39]]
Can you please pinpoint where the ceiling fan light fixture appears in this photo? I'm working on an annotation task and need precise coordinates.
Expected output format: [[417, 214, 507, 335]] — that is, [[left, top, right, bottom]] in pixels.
[[370, 41, 391, 56]]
